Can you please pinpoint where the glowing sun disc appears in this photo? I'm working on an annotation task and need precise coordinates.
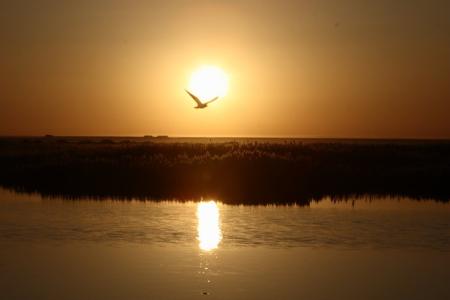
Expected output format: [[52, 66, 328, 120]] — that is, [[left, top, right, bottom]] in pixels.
[[188, 66, 229, 101]]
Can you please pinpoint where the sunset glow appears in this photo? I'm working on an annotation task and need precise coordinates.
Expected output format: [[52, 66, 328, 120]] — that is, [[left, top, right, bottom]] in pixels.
[[188, 66, 229, 102], [197, 201, 222, 251], [1, 2, 450, 299]]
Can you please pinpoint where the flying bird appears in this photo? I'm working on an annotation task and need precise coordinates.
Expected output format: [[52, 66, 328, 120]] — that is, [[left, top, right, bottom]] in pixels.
[[185, 90, 219, 109]]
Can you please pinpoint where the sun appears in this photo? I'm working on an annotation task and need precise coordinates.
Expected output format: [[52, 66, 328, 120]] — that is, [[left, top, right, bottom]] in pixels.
[[188, 66, 229, 101]]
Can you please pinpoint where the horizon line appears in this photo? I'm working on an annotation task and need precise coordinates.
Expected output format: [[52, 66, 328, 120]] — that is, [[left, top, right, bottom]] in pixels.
[[1, 134, 450, 141]]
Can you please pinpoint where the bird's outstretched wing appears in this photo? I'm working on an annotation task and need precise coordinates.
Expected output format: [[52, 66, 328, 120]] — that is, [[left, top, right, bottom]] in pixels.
[[204, 96, 219, 105], [185, 90, 203, 106]]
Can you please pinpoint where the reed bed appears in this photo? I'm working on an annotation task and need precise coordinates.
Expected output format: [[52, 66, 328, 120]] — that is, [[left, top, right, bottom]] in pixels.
[[1, 137, 449, 204]]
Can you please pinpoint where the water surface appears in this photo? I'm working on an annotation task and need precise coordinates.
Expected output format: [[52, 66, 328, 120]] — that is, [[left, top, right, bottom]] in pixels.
[[1, 189, 449, 299]]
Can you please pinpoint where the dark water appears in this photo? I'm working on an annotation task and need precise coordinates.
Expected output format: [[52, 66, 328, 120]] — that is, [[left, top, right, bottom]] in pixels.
[[1, 188, 449, 299]]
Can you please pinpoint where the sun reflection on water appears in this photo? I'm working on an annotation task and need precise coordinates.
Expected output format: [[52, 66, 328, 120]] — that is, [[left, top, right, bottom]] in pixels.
[[197, 201, 222, 251]]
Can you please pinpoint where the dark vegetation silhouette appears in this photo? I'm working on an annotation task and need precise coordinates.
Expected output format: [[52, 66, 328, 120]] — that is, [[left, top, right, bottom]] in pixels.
[[0, 137, 449, 204]]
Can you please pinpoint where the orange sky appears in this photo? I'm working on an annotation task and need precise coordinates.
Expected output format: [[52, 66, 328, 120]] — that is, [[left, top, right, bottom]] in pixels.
[[1, 1, 449, 138]]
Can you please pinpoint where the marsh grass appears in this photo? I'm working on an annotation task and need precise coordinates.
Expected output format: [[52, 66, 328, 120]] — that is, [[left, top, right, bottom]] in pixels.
[[0, 138, 449, 204]]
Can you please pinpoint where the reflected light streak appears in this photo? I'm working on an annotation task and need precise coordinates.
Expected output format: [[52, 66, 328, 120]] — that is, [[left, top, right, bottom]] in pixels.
[[197, 201, 222, 251]]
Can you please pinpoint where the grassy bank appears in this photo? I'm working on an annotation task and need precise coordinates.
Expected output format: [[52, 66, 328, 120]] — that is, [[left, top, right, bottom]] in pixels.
[[0, 137, 449, 204]]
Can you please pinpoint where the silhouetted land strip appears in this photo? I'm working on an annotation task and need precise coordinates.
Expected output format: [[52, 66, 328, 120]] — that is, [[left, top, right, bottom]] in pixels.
[[1, 138, 449, 204]]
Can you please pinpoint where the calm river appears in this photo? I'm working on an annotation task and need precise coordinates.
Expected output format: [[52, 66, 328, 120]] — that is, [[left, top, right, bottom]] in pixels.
[[0, 188, 449, 300]]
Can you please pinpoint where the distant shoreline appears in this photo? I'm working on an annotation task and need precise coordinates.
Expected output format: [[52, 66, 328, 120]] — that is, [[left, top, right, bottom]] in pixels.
[[1, 136, 450, 144]]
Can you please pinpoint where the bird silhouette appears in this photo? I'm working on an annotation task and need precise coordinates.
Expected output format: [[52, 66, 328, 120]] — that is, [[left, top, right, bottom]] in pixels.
[[185, 90, 219, 109]]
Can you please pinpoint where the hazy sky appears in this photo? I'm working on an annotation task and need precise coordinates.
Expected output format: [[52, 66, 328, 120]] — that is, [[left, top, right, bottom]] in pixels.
[[1, 0, 449, 138]]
